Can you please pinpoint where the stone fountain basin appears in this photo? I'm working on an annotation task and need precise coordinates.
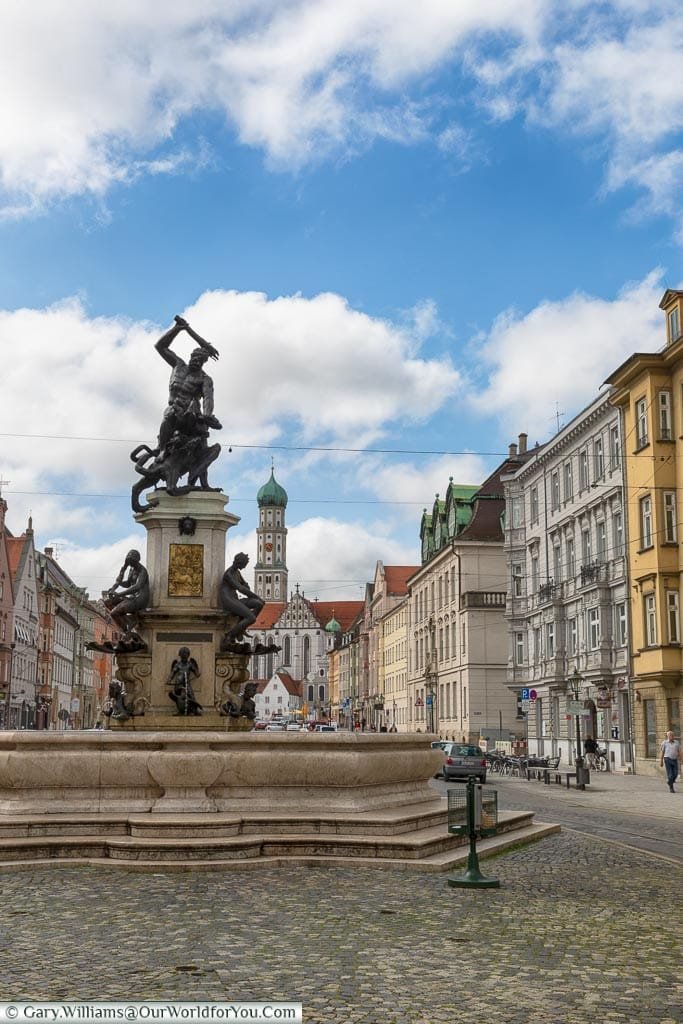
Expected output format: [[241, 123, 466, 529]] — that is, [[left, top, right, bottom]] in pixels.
[[0, 732, 443, 815]]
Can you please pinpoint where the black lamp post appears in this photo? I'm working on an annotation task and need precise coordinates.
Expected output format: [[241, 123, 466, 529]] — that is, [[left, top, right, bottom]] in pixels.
[[568, 667, 584, 767], [425, 672, 437, 733]]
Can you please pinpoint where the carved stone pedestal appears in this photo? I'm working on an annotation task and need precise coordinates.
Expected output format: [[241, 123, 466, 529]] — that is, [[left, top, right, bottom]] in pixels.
[[107, 489, 256, 731]]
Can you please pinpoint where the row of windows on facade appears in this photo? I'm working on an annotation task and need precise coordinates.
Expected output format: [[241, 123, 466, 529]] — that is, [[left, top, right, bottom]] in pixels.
[[634, 389, 676, 449], [383, 671, 407, 695], [413, 569, 460, 622], [638, 491, 678, 548], [513, 590, 683, 660], [514, 603, 627, 663], [512, 510, 624, 594], [508, 430, 622, 529], [412, 625, 466, 671], [383, 609, 407, 633], [383, 641, 407, 665]]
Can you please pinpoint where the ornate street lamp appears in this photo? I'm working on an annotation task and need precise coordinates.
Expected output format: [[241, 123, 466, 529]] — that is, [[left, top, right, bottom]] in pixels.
[[567, 667, 584, 766], [424, 671, 437, 733]]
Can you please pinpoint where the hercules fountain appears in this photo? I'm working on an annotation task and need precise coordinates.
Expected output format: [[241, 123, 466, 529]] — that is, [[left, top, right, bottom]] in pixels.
[[0, 317, 546, 868]]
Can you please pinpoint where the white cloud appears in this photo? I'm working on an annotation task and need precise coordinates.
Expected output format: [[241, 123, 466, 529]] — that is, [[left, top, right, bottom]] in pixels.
[[40, 533, 146, 600], [278, 516, 417, 599], [0, 0, 544, 210], [356, 454, 490, 511], [3, 0, 683, 232], [0, 287, 458, 543], [470, 270, 665, 440]]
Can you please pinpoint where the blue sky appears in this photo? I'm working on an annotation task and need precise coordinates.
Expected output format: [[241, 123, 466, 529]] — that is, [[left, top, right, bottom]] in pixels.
[[0, 1, 681, 600]]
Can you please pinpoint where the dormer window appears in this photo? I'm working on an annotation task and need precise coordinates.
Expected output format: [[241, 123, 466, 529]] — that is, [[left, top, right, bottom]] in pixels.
[[668, 306, 681, 345]]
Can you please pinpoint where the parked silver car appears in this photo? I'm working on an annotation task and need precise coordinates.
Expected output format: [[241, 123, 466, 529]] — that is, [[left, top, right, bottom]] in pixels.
[[441, 743, 487, 783]]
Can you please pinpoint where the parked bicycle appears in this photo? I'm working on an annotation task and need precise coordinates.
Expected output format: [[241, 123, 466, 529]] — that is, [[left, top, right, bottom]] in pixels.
[[594, 746, 609, 771]]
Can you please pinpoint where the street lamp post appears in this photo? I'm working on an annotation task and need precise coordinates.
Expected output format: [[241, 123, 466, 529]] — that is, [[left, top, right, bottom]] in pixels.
[[567, 667, 584, 767], [425, 672, 437, 734]]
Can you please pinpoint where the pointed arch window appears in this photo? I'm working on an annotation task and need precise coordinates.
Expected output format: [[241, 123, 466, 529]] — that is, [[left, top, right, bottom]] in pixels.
[[303, 635, 311, 676]]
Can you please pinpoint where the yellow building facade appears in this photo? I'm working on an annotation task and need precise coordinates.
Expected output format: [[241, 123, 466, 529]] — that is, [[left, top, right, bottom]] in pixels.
[[606, 289, 683, 773]]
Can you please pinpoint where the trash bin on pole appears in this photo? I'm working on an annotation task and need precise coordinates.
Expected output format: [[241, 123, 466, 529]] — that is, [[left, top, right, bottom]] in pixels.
[[447, 778, 500, 889]]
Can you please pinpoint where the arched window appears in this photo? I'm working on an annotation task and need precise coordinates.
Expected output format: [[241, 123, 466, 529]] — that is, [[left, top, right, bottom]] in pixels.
[[318, 684, 325, 701], [284, 636, 291, 665], [307, 684, 314, 702], [303, 635, 310, 676], [266, 652, 273, 678]]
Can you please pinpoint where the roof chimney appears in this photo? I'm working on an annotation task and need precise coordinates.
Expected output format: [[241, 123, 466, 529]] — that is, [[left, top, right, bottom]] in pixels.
[[508, 442, 518, 458], [45, 547, 53, 558], [518, 432, 528, 454]]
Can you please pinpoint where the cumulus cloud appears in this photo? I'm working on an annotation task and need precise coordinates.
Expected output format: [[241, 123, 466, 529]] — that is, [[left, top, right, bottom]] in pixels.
[[355, 454, 490, 513], [228, 516, 417, 601], [0, 287, 458, 547], [469, 270, 665, 440], [42, 533, 147, 600], [0, 0, 544, 211], [3, 1, 683, 232]]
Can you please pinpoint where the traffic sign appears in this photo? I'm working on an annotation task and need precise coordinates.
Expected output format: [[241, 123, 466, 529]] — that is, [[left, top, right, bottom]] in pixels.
[[521, 699, 531, 713]]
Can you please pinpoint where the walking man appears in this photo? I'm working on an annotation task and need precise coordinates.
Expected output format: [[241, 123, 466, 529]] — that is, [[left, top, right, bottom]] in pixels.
[[659, 730, 682, 793], [584, 735, 598, 769]]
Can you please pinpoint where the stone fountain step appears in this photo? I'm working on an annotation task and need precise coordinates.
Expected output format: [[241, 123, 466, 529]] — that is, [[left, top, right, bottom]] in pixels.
[[0, 809, 540, 867]]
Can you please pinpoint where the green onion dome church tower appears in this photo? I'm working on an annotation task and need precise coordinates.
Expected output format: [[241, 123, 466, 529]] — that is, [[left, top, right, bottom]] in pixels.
[[254, 465, 289, 602]]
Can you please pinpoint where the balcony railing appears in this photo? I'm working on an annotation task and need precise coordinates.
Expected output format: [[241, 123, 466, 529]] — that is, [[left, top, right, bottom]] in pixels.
[[461, 591, 506, 609], [580, 562, 606, 586]]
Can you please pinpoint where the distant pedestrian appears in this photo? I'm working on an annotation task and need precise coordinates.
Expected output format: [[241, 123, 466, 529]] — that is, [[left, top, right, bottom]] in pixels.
[[660, 731, 681, 793], [584, 736, 598, 769]]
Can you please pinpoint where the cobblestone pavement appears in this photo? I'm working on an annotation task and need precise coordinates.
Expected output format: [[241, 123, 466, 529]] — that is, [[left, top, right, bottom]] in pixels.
[[0, 832, 681, 1024]]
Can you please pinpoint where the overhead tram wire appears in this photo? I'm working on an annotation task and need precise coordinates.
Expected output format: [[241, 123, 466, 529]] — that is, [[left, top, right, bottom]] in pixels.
[[0, 431, 509, 458]]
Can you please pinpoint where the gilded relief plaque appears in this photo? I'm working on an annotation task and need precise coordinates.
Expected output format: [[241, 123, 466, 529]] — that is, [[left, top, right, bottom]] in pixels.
[[168, 544, 204, 597]]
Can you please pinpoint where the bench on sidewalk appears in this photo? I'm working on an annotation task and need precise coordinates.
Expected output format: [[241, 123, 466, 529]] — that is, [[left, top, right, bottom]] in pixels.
[[524, 765, 591, 789], [524, 757, 562, 784], [559, 769, 590, 790]]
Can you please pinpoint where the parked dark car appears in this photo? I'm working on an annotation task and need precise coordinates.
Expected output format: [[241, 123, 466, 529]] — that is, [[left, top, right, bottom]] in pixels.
[[441, 743, 487, 782]]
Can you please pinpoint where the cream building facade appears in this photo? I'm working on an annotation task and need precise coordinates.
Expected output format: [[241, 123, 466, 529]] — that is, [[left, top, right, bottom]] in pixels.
[[408, 456, 527, 743]]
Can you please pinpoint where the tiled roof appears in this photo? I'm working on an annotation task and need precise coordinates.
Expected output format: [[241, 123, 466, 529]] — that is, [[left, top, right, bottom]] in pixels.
[[253, 597, 363, 633], [458, 454, 532, 543], [309, 600, 364, 631], [253, 603, 286, 629], [274, 672, 302, 697], [6, 536, 28, 581], [384, 566, 419, 595]]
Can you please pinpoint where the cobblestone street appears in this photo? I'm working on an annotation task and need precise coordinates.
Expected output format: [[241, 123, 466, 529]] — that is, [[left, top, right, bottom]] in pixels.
[[0, 830, 681, 1024]]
